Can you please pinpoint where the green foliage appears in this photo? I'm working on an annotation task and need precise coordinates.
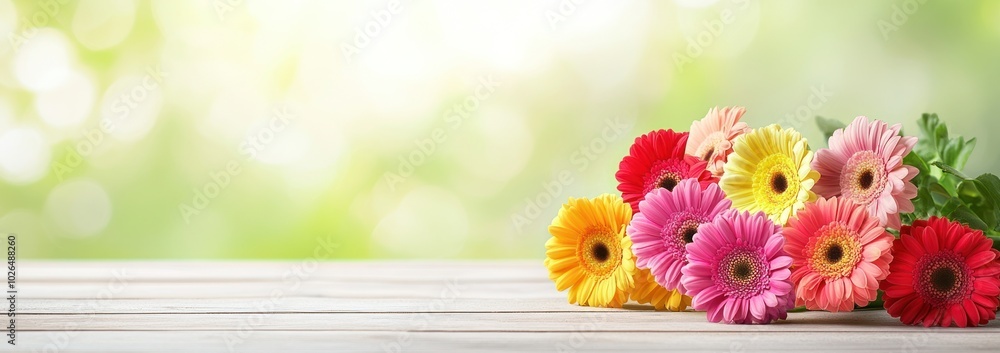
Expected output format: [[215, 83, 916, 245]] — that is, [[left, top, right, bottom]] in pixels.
[[815, 116, 847, 143], [816, 114, 1000, 248]]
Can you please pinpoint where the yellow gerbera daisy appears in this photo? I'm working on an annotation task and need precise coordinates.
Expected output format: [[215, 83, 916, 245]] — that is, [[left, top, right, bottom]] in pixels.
[[720, 124, 820, 225], [544, 194, 636, 307], [630, 268, 691, 311]]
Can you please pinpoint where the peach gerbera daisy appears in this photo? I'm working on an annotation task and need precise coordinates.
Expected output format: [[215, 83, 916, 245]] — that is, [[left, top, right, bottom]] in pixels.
[[783, 197, 894, 312], [686, 106, 752, 177]]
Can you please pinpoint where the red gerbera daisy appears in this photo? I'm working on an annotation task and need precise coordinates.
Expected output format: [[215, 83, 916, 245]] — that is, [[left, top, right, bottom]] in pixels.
[[616, 129, 717, 213], [882, 217, 1000, 327]]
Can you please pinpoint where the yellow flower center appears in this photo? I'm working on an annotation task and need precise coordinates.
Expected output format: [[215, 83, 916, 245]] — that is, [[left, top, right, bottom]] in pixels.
[[805, 222, 862, 278], [578, 227, 623, 278], [751, 153, 800, 216]]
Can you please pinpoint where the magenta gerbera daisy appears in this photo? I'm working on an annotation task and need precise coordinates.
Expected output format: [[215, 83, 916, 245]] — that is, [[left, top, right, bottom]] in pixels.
[[812, 116, 919, 229], [783, 197, 894, 312], [882, 217, 1000, 327], [616, 129, 718, 213], [682, 210, 795, 324], [628, 178, 732, 294]]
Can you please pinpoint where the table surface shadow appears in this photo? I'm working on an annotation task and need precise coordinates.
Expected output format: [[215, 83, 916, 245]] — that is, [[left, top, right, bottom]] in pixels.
[[14, 260, 1000, 352]]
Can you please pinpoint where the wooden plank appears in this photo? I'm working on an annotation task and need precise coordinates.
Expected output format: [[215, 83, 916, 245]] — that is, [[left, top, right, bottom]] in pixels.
[[21, 298, 611, 314], [18, 260, 546, 282], [18, 280, 557, 299], [19, 311, 999, 333], [16, 331, 999, 353]]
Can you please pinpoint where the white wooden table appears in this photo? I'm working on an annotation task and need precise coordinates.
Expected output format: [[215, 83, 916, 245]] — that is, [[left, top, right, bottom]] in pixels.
[[15, 261, 1000, 352]]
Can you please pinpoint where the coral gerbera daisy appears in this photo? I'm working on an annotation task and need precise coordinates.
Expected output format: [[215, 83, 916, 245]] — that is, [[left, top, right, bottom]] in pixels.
[[882, 217, 1000, 327], [720, 124, 819, 226], [544, 194, 637, 307], [630, 268, 692, 311], [681, 210, 795, 324], [783, 197, 894, 312], [616, 129, 717, 214], [686, 106, 752, 177], [812, 116, 919, 230], [628, 178, 732, 294]]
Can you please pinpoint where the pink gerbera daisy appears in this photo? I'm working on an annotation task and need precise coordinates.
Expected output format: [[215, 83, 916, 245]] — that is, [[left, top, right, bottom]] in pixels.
[[682, 209, 795, 324], [617, 129, 717, 213], [628, 178, 732, 294], [812, 116, 919, 229], [686, 106, 752, 177], [783, 197, 894, 312]]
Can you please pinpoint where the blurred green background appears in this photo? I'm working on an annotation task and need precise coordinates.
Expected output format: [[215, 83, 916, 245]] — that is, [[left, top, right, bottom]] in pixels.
[[2, 0, 999, 259]]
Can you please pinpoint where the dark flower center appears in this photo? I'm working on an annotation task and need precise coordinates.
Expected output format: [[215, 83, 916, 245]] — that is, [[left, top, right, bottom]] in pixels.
[[659, 177, 679, 191], [930, 267, 958, 293], [703, 148, 715, 162], [592, 243, 610, 262], [771, 173, 788, 194], [732, 261, 753, 280], [825, 244, 844, 263], [682, 227, 698, 244], [859, 170, 874, 190]]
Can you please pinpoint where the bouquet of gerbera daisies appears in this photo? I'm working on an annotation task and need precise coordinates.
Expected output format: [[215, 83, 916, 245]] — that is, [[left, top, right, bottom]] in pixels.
[[544, 108, 1000, 326]]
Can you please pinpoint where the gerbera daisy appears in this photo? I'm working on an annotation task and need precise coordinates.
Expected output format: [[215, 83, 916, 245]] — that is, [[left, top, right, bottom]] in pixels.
[[616, 129, 717, 213], [812, 116, 919, 229], [783, 197, 894, 312], [686, 106, 752, 177], [720, 124, 819, 225], [681, 210, 795, 324], [628, 178, 732, 294], [882, 217, 1000, 327], [544, 194, 637, 307], [630, 268, 692, 311]]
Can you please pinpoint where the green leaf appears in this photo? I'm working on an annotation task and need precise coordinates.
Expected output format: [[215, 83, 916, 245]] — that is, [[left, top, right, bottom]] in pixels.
[[903, 151, 929, 176], [942, 137, 976, 171], [948, 204, 990, 231], [815, 116, 846, 144], [929, 181, 954, 204], [932, 161, 970, 180], [975, 173, 1000, 204]]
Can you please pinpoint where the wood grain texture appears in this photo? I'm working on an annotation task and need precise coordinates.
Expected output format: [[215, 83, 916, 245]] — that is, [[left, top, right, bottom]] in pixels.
[[15, 261, 1000, 352]]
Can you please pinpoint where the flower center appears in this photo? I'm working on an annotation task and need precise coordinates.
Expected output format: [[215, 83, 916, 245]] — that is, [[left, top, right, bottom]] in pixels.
[[703, 147, 715, 162], [694, 133, 726, 163], [772, 173, 788, 194], [659, 212, 709, 262], [715, 247, 769, 298], [752, 153, 799, 216], [643, 159, 689, 194], [659, 176, 679, 191], [841, 151, 887, 205], [591, 243, 610, 262], [914, 251, 972, 307], [804, 222, 862, 279], [578, 228, 623, 278], [682, 227, 698, 244]]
